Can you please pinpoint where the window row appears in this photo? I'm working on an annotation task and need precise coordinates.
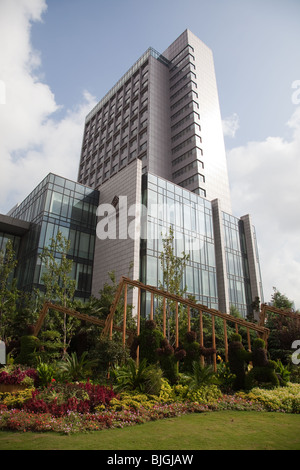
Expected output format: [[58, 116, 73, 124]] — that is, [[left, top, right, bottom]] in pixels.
[[172, 159, 202, 179], [172, 146, 203, 167], [38, 221, 95, 262], [146, 190, 214, 238], [172, 134, 202, 155], [171, 122, 201, 144]]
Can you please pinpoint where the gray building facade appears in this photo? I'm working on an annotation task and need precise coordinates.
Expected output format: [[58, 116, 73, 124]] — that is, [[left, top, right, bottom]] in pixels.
[[78, 30, 232, 214], [1, 30, 263, 319], [79, 30, 262, 317]]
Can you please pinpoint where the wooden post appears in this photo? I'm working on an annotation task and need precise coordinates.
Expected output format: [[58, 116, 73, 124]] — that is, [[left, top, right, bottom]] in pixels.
[[123, 283, 127, 347], [187, 305, 191, 331], [163, 297, 166, 337], [109, 318, 113, 340], [212, 315, 217, 372], [150, 292, 154, 320], [199, 310, 204, 367], [136, 287, 141, 366], [175, 302, 179, 348], [247, 327, 251, 352], [235, 323, 238, 334], [34, 302, 49, 336], [223, 318, 228, 362]]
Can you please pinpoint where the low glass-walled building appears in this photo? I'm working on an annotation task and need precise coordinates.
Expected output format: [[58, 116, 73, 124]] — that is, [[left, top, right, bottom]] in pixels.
[[140, 172, 263, 317], [222, 213, 252, 316], [141, 173, 218, 310], [9, 173, 99, 301]]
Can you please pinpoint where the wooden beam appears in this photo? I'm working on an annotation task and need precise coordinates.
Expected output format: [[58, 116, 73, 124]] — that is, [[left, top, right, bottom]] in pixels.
[[123, 283, 127, 347], [175, 302, 179, 348], [150, 292, 154, 320], [163, 297, 166, 337], [199, 310, 204, 367], [120, 277, 269, 337], [247, 327, 251, 352], [223, 318, 228, 362], [187, 305, 191, 331], [101, 277, 125, 338], [212, 315, 216, 372]]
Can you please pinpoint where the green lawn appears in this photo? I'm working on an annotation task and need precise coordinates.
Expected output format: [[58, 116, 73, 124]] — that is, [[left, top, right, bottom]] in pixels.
[[0, 411, 299, 450]]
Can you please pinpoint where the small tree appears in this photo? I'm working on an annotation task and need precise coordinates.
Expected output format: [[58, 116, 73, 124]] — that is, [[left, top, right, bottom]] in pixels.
[[157, 226, 189, 343], [271, 287, 294, 310], [267, 288, 300, 363], [39, 231, 76, 355]]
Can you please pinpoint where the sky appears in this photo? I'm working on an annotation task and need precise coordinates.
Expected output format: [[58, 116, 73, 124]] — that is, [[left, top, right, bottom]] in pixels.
[[0, 0, 300, 308]]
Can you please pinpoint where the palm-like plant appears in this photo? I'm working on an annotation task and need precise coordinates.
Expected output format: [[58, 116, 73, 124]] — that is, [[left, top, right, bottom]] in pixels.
[[112, 358, 163, 395], [59, 351, 97, 382], [187, 361, 219, 389]]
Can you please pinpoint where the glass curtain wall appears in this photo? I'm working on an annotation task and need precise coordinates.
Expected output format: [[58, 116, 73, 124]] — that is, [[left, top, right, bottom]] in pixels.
[[141, 173, 218, 316], [10, 174, 99, 301], [222, 212, 252, 316]]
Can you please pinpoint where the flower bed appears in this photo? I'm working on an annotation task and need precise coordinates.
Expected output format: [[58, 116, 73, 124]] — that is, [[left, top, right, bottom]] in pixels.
[[21, 381, 117, 417], [0, 402, 209, 434], [0, 367, 38, 386], [0, 370, 299, 434]]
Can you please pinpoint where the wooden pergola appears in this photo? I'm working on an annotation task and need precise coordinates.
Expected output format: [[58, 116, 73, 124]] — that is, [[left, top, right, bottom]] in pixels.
[[259, 303, 300, 327], [33, 301, 135, 344], [101, 276, 270, 371]]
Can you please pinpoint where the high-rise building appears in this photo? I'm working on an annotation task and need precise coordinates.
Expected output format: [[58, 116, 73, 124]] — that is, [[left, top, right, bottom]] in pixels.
[[79, 30, 263, 317], [78, 30, 232, 214], [1, 30, 263, 319]]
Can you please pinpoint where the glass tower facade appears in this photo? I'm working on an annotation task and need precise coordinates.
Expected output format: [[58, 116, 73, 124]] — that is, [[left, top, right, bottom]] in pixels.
[[141, 173, 218, 310], [140, 173, 258, 317], [222, 213, 252, 316], [9, 174, 99, 301]]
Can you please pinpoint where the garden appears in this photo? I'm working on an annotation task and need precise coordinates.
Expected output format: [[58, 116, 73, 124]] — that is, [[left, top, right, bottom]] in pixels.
[[1, 316, 300, 436], [0, 232, 300, 447]]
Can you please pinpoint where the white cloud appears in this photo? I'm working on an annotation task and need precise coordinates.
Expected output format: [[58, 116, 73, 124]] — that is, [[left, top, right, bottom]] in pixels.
[[227, 106, 300, 309], [222, 113, 240, 138], [0, 0, 97, 213]]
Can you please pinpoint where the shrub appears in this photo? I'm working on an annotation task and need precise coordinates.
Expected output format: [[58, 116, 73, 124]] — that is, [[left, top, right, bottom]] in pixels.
[[237, 383, 300, 413], [131, 321, 180, 384], [216, 357, 236, 393], [22, 381, 117, 416], [108, 392, 159, 411], [228, 334, 251, 390], [93, 338, 129, 374], [16, 331, 40, 366], [274, 360, 291, 386], [186, 384, 222, 404], [179, 331, 216, 373], [0, 388, 33, 409], [36, 361, 57, 387], [111, 358, 163, 395], [158, 378, 176, 403], [187, 362, 219, 389], [0, 366, 38, 386], [245, 339, 279, 390], [58, 351, 97, 382]]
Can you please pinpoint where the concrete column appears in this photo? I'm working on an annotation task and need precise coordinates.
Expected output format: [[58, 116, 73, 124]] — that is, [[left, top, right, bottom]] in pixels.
[[240, 214, 264, 308], [211, 199, 230, 313]]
